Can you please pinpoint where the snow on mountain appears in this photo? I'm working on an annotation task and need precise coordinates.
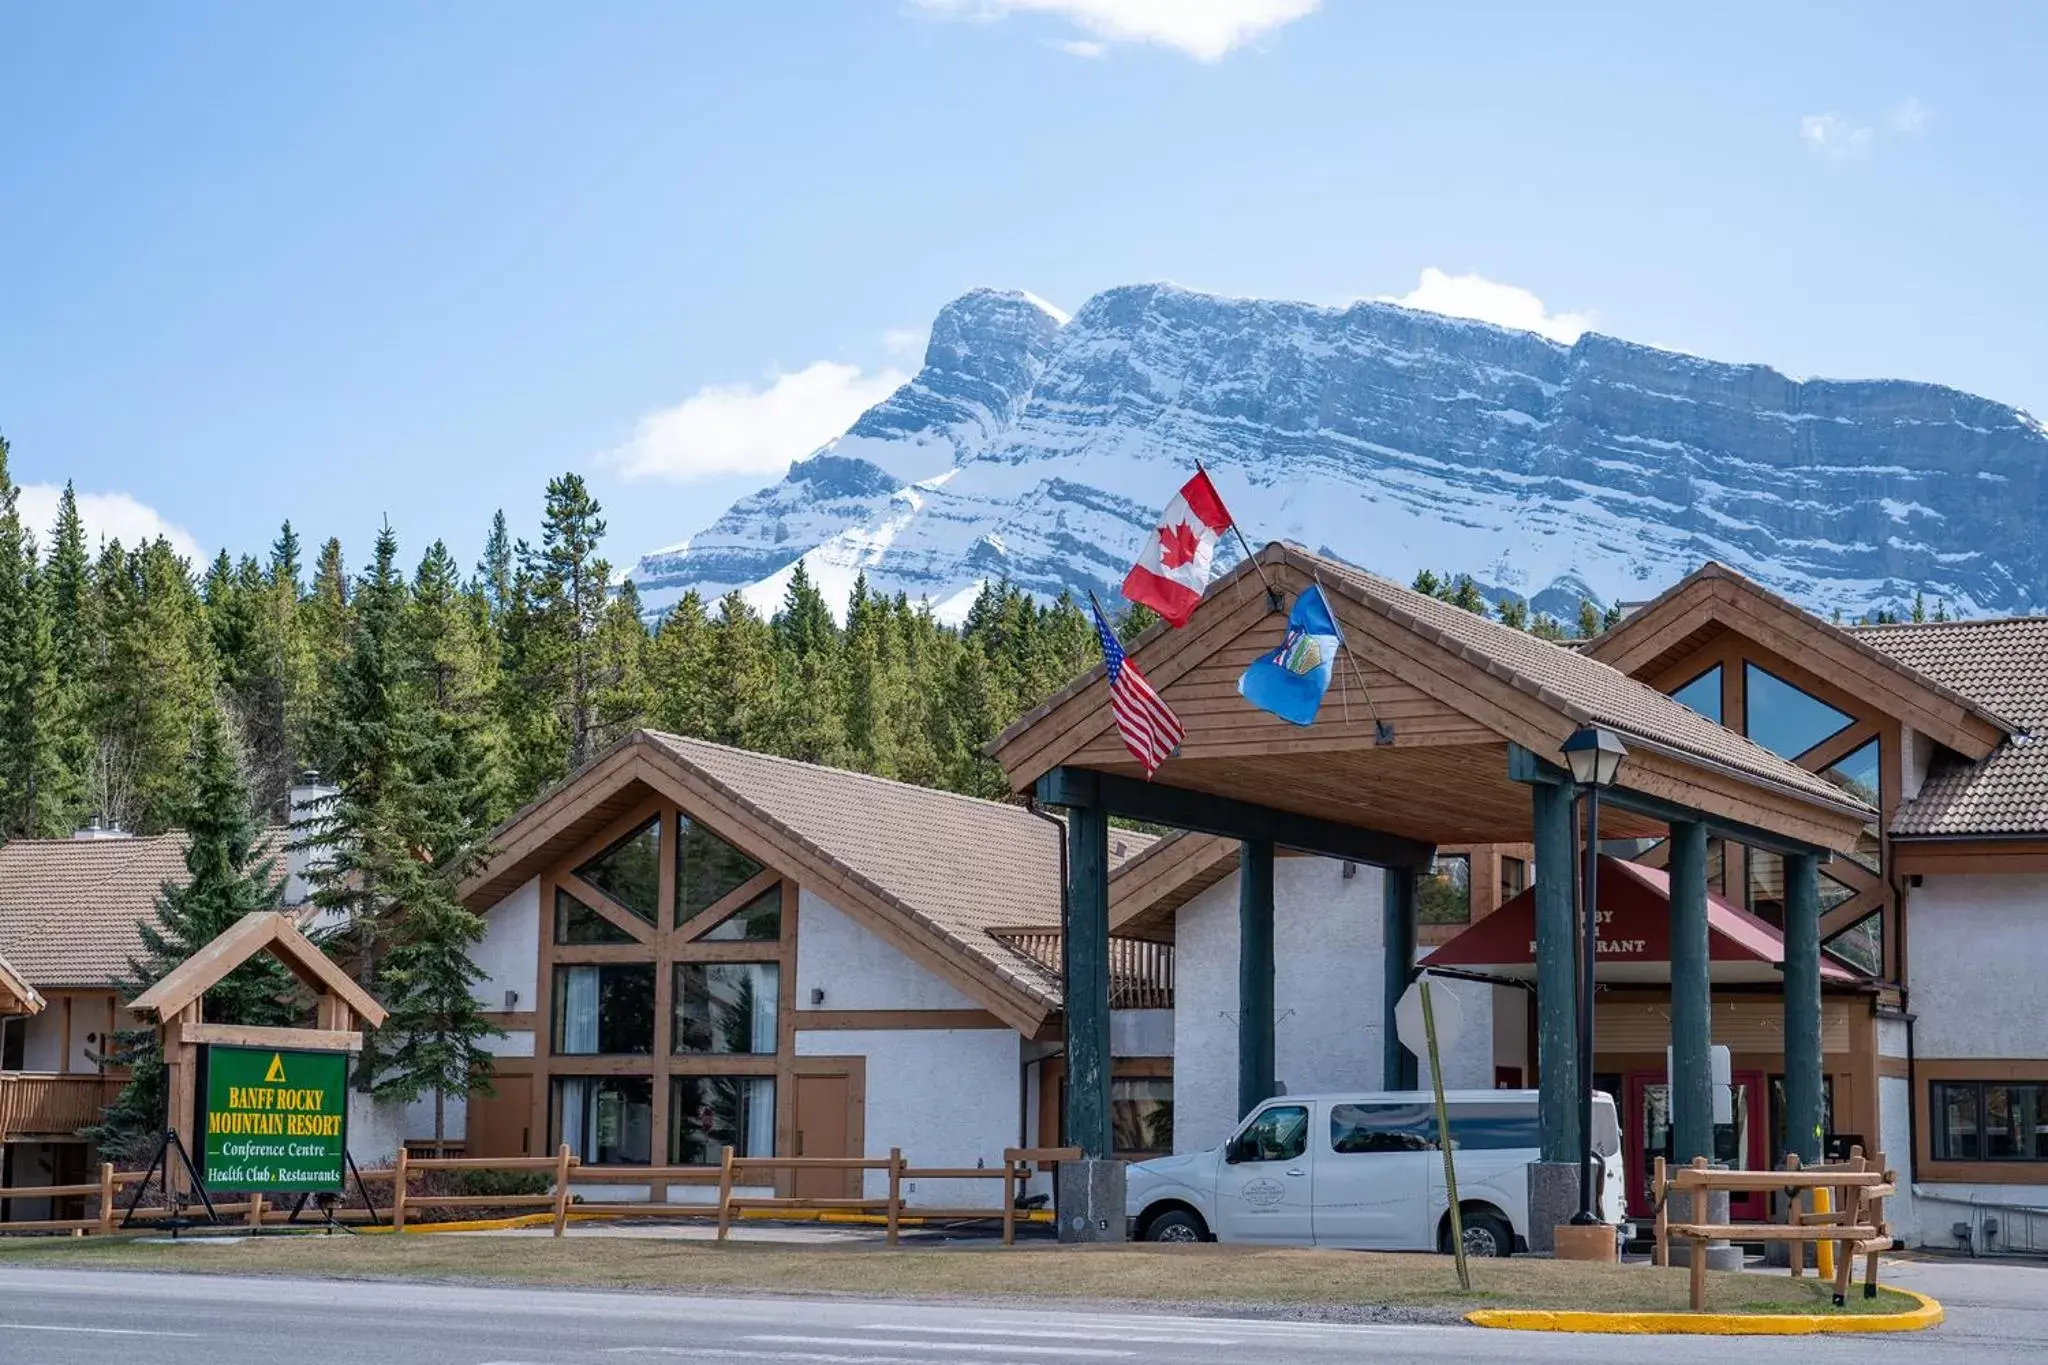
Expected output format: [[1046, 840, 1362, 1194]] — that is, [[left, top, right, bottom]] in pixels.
[[632, 282, 2048, 624]]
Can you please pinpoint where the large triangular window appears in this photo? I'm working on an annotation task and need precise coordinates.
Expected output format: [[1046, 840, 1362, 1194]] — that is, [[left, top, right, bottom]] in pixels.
[[1743, 664, 1855, 761], [576, 817, 661, 925], [1825, 912, 1884, 978], [675, 815, 764, 927], [555, 887, 637, 945], [695, 886, 782, 943], [1668, 665, 1722, 724]]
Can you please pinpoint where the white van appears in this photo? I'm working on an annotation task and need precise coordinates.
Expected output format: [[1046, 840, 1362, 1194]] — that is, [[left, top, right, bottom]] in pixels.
[[1124, 1089, 1625, 1256]]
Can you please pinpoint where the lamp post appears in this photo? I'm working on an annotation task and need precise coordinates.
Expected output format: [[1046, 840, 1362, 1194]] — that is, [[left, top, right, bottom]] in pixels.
[[1560, 724, 1627, 1226]]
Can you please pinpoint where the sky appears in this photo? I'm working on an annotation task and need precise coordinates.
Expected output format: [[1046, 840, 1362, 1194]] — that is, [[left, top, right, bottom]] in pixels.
[[4, 1, 2046, 576]]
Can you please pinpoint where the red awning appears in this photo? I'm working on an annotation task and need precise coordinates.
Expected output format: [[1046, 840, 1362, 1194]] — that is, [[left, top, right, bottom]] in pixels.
[[1424, 855, 1860, 985]]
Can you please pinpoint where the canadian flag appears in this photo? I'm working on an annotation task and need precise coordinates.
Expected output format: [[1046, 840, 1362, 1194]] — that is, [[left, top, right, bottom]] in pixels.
[[1121, 470, 1235, 628]]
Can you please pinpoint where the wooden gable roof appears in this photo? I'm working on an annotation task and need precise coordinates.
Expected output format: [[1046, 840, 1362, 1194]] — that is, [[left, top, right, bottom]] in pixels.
[[128, 912, 387, 1027], [0, 951, 43, 1016], [992, 542, 1876, 854], [1584, 562, 2013, 760]]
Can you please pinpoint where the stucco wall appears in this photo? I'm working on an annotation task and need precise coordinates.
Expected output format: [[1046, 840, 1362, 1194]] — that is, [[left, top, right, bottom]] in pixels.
[[1908, 874, 2048, 1058], [18, 1010, 62, 1072], [1111, 1009, 1173, 1058], [796, 890, 981, 1012], [796, 1027, 1021, 1208], [1172, 858, 1494, 1153], [1879, 1074, 1919, 1242], [474, 876, 540, 1013]]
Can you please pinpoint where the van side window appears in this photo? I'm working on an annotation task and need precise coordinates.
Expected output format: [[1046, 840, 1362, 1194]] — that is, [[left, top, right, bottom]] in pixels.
[[1440, 1103, 1542, 1151], [1329, 1103, 1434, 1154], [1227, 1105, 1309, 1163]]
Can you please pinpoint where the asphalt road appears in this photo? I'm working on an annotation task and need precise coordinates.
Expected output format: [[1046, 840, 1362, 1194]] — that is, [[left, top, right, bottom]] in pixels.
[[0, 1257, 2039, 1364]]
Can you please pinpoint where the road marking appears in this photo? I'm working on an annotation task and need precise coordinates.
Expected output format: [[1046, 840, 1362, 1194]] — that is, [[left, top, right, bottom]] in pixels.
[[0, 1323, 202, 1338], [858, 1324, 1239, 1345], [747, 1336, 1135, 1359], [612, 1350, 981, 1365]]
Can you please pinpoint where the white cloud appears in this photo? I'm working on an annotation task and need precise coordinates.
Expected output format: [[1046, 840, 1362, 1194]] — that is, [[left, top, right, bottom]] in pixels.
[[1800, 112, 1874, 161], [1057, 38, 1109, 58], [1376, 268, 1593, 345], [16, 484, 204, 562], [882, 328, 928, 361], [604, 361, 911, 483], [1889, 97, 1931, 134], [914, 0, 1320, 62]]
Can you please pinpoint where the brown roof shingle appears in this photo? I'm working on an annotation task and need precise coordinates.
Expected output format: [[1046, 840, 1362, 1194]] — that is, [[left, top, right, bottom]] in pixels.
[[0, 834, 191, 989], [1295, 546, 1875, 816], [1858, 618, 2048, 836], [644, 733, 1156, 1007]]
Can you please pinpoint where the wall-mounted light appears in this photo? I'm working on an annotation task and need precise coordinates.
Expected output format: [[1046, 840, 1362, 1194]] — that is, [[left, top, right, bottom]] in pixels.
[[1341, 860, 1357, 879], [504, 989, 520, 1011], [810, 987, 826, 1007]]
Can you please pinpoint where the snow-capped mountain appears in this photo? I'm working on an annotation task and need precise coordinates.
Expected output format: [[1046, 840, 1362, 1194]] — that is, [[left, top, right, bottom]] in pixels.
[[633, 283, 2048, 623]]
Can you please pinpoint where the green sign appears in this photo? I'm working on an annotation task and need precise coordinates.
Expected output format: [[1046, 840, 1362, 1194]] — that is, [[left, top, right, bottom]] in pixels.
[[199, 1045, 350, 1193]]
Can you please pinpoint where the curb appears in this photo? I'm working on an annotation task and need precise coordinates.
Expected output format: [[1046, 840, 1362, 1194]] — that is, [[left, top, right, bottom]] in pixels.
[[357, 1208, 1060, 1235], [1467, 1288, 1944, 1335]]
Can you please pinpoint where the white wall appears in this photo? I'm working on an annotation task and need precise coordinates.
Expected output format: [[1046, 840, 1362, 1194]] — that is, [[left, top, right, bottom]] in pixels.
[[1172, 858, 1495, 1153], [1879, 1074, 1918, 1241], [1111, 1009, 1172, 1058], [796, 1028, 1021, 1208], [1492, 984, 1530, 1084], [474, 876, 541, 1014], [18, 1010, 63, 1072], [1909, 874, 2048, 1059], [796, 890, 981, 1012]]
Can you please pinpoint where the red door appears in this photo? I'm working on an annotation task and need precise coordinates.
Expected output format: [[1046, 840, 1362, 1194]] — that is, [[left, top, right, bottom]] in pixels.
[[1624, 1071, 1768, 1221]]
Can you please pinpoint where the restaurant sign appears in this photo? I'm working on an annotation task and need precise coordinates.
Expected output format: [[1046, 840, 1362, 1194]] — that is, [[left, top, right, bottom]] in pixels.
[[198, 1045, 350, 1193]]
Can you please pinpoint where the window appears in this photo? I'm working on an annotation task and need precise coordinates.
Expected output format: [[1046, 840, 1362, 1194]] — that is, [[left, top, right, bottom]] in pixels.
[[674, 963, 779, 1055], [0, 1016, 21, 1071], [554, 887, 637, 945], [1820, 739, 1880, 807], [1330, 1103, 1433, 1154], [552, 964, 656, 1055], [1743, 663, 1855, 760], [1931, 1081, 2048, 1162], [676, 815, 765, 926], [553, 1076, 653, 1165], [697, 886, 781, 943], [1419, 854, 1471, 925], [1111, 1077, 1174, 1157], [1668, 665, 1723, 724], [1499, 856, 1528, 906], [1440, 1102, 1542, 1151], [670, 1076, 775, 1166], [576, 818, 661, 925], [1825, 912, 1883, 978], [1227, 1104, 1308, 1163], [1746, 851, 1857, 926]]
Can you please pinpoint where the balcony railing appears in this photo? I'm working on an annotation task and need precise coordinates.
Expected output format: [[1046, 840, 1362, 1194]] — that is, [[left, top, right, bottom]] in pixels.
[[0, 1073, 124, 1138], [988, 930, 1175, 1010]]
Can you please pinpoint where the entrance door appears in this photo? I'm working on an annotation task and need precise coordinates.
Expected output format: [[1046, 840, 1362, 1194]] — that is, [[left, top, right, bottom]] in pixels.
[[465, 1075, 533, 1157], [1624, 1072, 1768, 1220], [1214, 1102, 1316, 1244], [792, 1072, 855, 1201]]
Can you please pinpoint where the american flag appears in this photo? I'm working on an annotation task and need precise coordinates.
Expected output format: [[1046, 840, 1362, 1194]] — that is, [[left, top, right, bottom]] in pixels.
[[1091, 598, 1184, 777]]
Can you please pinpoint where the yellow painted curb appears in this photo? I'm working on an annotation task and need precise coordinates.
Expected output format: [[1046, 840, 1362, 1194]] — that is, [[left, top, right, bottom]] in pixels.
[[1467, 1288, 1943, 1335]]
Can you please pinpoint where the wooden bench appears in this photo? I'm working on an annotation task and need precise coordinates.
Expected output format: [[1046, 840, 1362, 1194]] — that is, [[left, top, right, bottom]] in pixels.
[[1653, 1150, 1894, 1310]]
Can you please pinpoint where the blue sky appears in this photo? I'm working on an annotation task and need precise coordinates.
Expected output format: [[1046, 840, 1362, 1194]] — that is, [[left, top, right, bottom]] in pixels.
[[4, 1, 2044, 573]]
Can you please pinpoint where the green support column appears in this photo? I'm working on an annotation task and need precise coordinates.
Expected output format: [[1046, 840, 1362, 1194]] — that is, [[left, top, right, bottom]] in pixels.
[[1668, 821, 1714, 1166], [1238, 839, 1277, 1118], [1382, 865, 1419, 1090], [1531, 780, 1580, 1165], [1783, 851, 1825, 1164], [1064, 802, 1112, 1159]]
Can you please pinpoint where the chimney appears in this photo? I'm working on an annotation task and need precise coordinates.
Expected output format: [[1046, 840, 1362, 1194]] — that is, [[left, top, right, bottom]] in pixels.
[[72, 814, 131, 841], [285, 769, 341, 910]]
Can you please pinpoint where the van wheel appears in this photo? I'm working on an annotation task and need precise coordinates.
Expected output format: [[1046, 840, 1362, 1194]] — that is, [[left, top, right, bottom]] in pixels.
[[1144, 1209, 1208, 1243], [1443, 1210, 1513, 1258]]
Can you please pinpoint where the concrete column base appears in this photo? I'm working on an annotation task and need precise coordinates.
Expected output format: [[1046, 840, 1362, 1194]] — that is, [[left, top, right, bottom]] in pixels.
[[1553, 1223, 1620, 1262], [1665, 1187, 1744, 1269], [1527, 1162, 1580, 1254], [1056, 1158, 1128, 1244]]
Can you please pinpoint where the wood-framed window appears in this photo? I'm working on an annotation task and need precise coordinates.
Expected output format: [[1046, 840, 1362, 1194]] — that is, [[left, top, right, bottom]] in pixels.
[[536, 794, 797, 1169], [1930, 1079, 2048, 1162]]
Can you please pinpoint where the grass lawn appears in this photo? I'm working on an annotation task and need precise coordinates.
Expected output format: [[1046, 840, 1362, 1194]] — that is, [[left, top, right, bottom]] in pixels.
[[0, 1233, 1922, 1317]]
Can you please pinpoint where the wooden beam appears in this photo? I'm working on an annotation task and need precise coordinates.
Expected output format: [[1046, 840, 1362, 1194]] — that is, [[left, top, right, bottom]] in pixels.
[[1035, 767, 1435, 869], [177, 1022, 365, 1053], [1508, 744, 1839, 858], [129, 912, 388, 1028]]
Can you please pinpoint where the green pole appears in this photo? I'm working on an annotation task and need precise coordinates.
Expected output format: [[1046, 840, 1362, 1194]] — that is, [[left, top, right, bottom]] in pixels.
[[1237, 839, 1276, 1118]]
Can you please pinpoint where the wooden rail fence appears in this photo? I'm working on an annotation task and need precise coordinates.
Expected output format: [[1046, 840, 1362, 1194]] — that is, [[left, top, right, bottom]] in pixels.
[[1653, 1148, 1895, 1310], [2, 1144, 1085, 1243]]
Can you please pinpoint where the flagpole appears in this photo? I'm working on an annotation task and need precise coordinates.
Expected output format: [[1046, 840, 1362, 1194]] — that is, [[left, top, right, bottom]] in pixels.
[[1312, 569, 1391, 745], [1195, 459, 1283, 614]]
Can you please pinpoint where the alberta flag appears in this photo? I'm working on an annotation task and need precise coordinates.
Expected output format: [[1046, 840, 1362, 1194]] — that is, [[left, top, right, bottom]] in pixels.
[[1238, 584, 1341, 727]]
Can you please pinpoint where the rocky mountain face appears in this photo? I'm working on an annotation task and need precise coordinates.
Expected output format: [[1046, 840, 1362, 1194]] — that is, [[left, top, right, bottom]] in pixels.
[[633, 283, 2048, 623]]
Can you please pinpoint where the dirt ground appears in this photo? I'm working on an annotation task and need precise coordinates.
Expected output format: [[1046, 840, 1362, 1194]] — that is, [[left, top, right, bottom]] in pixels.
[[0, 1231, 1922, 1317]]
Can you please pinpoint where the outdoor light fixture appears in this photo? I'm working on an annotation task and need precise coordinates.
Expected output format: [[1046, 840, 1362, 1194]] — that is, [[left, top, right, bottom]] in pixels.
[[1562, 725, 1627, 1226]]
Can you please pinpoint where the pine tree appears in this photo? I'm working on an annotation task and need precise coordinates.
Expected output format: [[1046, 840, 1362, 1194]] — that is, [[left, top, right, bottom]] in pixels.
[[1447, 574, 1487, 615], [93, 538, 213, 832], [519, 474, 611, 772], [92, 707, 296, 1158], [1911, 590, 1928, 624], [646, 591, 715, 738], [1576, 599, 1601, 639], [1494, 596, 1529, 631], [476, 509, 515, 623], [590, 578, 652, 753], [704, 591, 775, 747], [0, 437, 67, 836], [407, 540, 504, 821], [1412, 569, 1442, 598], [39, 484, 94, 832]]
